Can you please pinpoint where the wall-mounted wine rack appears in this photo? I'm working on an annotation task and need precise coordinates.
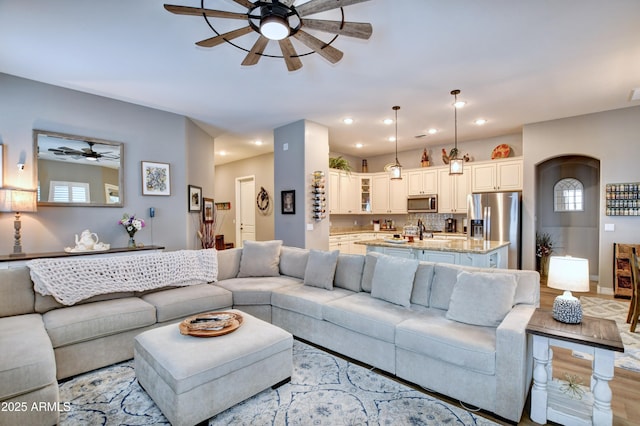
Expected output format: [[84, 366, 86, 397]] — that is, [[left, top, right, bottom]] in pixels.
[[606, 182, 640, 216], [311, 171, 326, 222]]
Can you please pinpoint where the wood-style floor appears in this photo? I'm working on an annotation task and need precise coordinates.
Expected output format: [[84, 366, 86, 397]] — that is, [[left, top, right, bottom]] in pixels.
[[486, 280, 640, 425]]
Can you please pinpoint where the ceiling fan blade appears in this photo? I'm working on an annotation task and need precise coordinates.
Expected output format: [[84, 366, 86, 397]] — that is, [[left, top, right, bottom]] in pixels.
[[231, 0, 254, 8], [196, 26, 254, 48], [292, 30, 343, 64], [242, 36, 269, 66], [296, 0, 372, 17], [278, 39, 303, 71], [164, 5, 247, 20], [281, 0, 296, 6], [301, 18, 372, 39]]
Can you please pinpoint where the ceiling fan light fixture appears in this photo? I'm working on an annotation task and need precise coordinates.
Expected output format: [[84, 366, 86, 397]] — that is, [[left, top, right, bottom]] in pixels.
[[260, 4, 290, 41]]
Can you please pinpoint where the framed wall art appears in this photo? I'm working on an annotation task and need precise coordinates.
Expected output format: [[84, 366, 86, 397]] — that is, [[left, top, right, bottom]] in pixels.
[[203, 197, 214, 223], [188, 185, 202, 212], [141, 161, 171, 196], [281, 190, 295, 214]]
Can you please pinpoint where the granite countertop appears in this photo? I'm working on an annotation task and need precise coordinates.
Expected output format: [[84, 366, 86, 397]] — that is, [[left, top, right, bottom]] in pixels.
[[354, 238, 510, 254]]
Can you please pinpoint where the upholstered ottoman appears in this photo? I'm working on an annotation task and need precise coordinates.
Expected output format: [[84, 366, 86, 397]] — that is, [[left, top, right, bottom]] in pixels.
[[134, 309, 293, 426]]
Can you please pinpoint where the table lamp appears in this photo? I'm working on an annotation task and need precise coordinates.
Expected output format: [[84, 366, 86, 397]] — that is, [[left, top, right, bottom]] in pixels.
[[547, 255, 590, 323], [0, 188, 37, 257]]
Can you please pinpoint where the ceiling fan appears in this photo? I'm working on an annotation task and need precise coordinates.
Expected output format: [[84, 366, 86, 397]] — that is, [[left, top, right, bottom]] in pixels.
[[48, 142, 119, 162], [164, 0, 373, 71]]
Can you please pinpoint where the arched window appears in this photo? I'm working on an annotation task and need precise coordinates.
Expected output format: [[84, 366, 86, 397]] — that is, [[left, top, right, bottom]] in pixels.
[[554, 178, 584, 212]]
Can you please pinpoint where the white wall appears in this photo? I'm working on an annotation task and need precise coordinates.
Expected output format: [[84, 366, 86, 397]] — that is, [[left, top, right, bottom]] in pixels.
[[523, 105, 640, 292], [0, 73, 213, 253]]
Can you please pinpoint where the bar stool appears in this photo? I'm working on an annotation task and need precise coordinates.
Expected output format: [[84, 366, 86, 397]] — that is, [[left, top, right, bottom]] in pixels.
[[627, 247, 640, 332]]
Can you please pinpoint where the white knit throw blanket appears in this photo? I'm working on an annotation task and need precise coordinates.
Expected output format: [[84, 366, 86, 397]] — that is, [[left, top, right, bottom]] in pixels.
[[27, 249, 218, 306]]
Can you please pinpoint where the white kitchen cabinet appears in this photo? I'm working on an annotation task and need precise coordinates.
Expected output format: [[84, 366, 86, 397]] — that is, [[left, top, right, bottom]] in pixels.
[[406, 169, 438, 196], [471, 159, 523, 192], [329, 169, 359, 214], [371, 173, 407, 214], [437, 167, 471, 213]]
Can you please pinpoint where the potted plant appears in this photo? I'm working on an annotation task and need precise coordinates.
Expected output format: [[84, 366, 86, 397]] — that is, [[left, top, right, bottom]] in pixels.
[[536, 232, 554, 276], [329, 156, 352, 173]]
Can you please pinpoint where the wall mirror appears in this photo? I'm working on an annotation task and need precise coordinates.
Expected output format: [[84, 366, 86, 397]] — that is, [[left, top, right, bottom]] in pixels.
[[34, 129, 124, 207]]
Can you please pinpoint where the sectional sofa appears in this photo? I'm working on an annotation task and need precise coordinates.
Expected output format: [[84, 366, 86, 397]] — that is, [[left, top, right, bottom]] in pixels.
[[0, 240, 539, 425]]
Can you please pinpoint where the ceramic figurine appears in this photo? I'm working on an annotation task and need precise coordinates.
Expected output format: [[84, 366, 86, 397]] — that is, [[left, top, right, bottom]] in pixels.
[[421, 149, 430, 167]]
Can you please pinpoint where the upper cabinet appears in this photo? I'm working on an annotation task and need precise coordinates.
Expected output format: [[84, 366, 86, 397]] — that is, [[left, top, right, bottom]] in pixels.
[[328, 169, 360, 214], [371, 173, 407, 214], [406, 169, 438, 196], [471, 159, 523, 193], [437, 167, 471, 213]]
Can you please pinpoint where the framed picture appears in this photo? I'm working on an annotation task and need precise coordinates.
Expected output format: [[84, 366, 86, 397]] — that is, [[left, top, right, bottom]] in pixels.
[[188, 185, 202, 212], [141, 161, 171, 196], [281, 190, 295, 214], [203, 197, 214, 223]]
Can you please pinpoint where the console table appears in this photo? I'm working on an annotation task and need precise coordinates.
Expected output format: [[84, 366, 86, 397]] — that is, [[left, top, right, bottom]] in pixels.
[[0, 245, 165, 269], [526, 309, 624, 426]]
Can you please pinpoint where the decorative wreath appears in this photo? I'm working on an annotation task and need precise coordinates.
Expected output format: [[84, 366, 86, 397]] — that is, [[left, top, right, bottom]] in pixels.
[[256, 186, 272, 215]]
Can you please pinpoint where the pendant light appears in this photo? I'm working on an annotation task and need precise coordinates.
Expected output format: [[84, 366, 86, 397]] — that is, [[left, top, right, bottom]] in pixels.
[[449, 90, 464, 175], [389, 105, 402, 180]]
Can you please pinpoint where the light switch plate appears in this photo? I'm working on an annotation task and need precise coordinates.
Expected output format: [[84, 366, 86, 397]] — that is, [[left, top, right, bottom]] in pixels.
[[604, 223, 615, 231], [306, 223, 314, 230]]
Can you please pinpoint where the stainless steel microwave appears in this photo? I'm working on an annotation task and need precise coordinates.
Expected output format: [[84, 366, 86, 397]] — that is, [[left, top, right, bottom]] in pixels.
[[407, 194, 438, 213]]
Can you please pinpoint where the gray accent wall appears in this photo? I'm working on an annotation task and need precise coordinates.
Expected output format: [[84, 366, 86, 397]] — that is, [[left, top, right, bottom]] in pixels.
[[0, 73, 213, 253], [523, 105, 640, 293]]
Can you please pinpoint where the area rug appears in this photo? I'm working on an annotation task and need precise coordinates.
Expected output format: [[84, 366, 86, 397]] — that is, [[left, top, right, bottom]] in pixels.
[[58, 340, 498, 426], [574, 296, 640, 372]]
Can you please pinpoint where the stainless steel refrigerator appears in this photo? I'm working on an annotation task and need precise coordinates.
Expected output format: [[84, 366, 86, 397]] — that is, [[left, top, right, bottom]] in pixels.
[[467, 191, 522, 269]]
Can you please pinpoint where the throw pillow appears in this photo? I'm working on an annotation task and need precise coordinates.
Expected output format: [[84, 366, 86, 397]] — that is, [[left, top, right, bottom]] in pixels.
[[303, 250, 340, 290], [237, 240, 283, 278], [333, 254, 365, 292], [279, 246, 309, 279], [370, 255, 419, 308], [446, 271, 517, 327], [360, 252, 382, 293]]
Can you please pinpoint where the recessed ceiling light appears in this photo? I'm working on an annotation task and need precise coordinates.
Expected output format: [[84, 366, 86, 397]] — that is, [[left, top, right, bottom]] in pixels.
[[474, 119, 487, 125], [388, 136, 396, 142], [343, 117, 354, 125], [383, 118, 393, 125], [219, 151, 227, 156], [453, 100, 466, 108], [254, 140, 263, 145], [427, 128, 438, 134], [355, 143, 363, 148]]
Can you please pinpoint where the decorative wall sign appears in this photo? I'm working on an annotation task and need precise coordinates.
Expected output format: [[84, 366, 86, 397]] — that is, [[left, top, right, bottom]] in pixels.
[[188, 185, 202, 212], [215, 202, 231, 210], [141, 161, 171, 196], [606, 182, 640, 216]]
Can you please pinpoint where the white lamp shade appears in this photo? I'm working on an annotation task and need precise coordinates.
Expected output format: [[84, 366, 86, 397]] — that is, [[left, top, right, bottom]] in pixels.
[[547, 256, 589, 292], [0, 188, 37, 213], [389, 163, 402, 180]]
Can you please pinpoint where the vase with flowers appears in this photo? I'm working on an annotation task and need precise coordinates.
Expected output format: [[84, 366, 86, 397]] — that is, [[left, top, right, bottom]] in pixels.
[[536, 232, 554, 276], [118, 213, 145, 248]]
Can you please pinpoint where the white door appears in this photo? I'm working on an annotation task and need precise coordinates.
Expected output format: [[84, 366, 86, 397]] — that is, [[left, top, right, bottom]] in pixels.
[[236, 176, 256, 247]]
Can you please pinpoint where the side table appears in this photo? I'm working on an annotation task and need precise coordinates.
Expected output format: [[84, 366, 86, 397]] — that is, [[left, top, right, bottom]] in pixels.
[[526, 309, 624, 426]]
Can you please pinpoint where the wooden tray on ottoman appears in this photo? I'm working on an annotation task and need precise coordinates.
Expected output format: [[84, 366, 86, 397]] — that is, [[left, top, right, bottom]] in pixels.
[[179, 311, 243, 337]]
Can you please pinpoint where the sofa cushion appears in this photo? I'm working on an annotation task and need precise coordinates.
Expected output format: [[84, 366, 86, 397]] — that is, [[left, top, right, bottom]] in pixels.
[[322, 293, 417, 343], [371, 255, 419, 308], [446, 271, 517, 327], [360, 252, 382, 293], [396, 311, 498, 375], [216, 276, 301, 305], [0, 314, 57, 400], [34, 291, 136, 314], [140, 284, 233, 322], [334, 254, 365, 292], [43, 297, 156, 348], [237, 240, 282, 278], [216, 248, 242, 280], [279, 246, 309, 279], [410, 262, 435, 307], [429, 264, 479, 310], [304, 249, 339, 290], [0, 267, 35, 316], [271, 284, 355, 320]]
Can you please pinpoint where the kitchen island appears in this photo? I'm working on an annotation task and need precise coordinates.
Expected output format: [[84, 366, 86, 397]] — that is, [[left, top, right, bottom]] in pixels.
[[355, 238, 510, 268]]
